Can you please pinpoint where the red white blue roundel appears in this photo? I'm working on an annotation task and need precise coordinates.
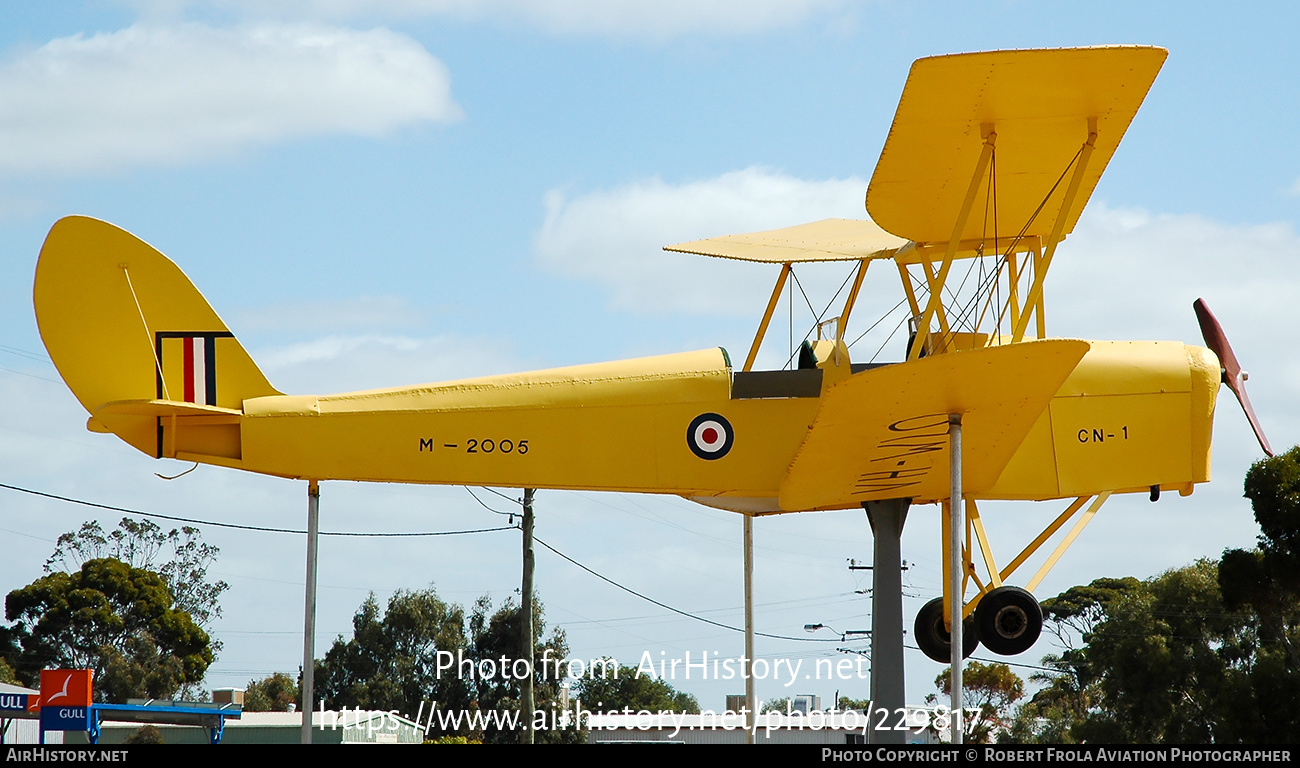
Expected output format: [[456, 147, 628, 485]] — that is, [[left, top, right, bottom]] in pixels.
[[687, 413, 734, 460]]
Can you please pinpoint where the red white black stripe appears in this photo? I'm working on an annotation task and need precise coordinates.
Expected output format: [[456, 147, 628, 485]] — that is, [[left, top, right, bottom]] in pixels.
[[156, 331, 231, 406], [687, 413, 734, 460], [182, 336, 209, 405]]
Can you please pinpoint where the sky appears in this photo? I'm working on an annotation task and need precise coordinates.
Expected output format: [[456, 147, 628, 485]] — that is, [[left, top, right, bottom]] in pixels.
[[2, 0, 1299, 724]]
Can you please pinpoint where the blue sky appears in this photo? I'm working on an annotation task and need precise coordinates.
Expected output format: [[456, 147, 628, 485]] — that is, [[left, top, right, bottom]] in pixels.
[[1, 1, 1298, 717]]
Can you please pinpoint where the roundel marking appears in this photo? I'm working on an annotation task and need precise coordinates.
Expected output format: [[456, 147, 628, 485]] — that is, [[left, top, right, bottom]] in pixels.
[[687, 413, 734, 460]]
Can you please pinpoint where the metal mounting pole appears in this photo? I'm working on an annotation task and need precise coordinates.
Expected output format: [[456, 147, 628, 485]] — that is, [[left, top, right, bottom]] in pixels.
[[301, 479, 320, 745], [864, 498, 909, 745], [521, 488, 536, 744], [743, 513, 756, 744], [948, 415, 963, 745]]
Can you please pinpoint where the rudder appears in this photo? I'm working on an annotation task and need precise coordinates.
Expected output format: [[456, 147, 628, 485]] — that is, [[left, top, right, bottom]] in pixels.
[[34, 216, 280, 458]]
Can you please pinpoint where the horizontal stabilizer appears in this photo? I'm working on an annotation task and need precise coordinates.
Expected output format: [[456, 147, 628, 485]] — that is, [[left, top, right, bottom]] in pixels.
[[89, 400, 242, 461], [96, 399, 242, 419]]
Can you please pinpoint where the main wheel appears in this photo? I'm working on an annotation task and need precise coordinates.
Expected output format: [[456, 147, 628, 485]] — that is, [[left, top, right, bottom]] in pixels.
[[914, 597, 979, 663], [974, 586, 1043, 656]]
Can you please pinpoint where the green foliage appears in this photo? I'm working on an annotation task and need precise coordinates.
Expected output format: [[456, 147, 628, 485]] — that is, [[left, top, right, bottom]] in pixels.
[[1040, 577, 1141, 635], [1016, 563, 1299, 742], [0, 518, 224, 701], [571, 662, 699, 714], [838, 696, 871, 711], [124, 725, 163, 744], [1007, 448, 1300, 744], [1002, 698, 1076, 744], [0, 657, 18, 686], [243, 672, 300, 712], [1013, 561, 1241, 743], [1212, 447, 1300, 741], [1000, 654, 1101, 744], [759, 696, 789, 714], [45, 518, 229, 635], [1242, 445, 1300, 578], [427, 734, 478, 744], [1223, 447, 1300, 669], [314, 589, 470, 719], [1082, 560, 1231, 742], [0, 626, 20, 685], [464, 594, 581, 744], [928, 661, 1024, 743], [4, 558, 212, 701], [314, 587, 583, 744]]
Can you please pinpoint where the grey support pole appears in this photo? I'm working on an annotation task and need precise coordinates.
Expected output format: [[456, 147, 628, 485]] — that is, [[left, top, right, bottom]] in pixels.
[[743, 513, 756, 744], [301, 479, 320, 744], [948, 414, 964, 745], [864, 498, 909, 745], [521, 488, 536, 744]]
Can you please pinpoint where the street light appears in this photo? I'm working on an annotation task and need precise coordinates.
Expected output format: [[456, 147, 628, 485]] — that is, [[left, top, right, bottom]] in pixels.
[[805, 623, 871, 642]]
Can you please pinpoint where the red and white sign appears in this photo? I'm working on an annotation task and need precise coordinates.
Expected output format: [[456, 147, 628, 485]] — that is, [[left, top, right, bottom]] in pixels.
[[40, 669, 92, 708]]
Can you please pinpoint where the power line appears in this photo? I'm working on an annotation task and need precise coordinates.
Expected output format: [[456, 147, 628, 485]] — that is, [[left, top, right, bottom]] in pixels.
[[2, 478, 872, 647], [533, 534, 837, 644], [0, 344, 51, 363], [0, 481, 515, 538], [464, 486, 516, 518], [483, 487, 524, 505]]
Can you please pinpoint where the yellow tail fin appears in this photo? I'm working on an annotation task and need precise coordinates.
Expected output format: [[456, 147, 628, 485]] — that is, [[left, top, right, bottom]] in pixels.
[[34, 216, 279, 458]]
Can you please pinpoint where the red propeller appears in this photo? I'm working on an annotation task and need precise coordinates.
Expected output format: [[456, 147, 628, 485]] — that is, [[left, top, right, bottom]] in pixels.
[[1193, 298, 1273, 457]]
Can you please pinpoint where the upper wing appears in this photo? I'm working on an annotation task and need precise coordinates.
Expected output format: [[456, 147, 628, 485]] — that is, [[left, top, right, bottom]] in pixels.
[[779, 340, 1089, 510], [664, 218, 906, 263], [866, 47, 1166, 244]]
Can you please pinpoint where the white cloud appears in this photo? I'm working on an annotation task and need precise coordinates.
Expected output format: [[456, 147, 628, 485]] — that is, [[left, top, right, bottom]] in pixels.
[[1054, 203, 1298, 344], [254, 333, 524, 393], [174, 0, 847, 38], [534, 167, 869, 316], [0, 22, 461, 176], [1053, 203, 1300, 455], [230, 295, 424, 334]]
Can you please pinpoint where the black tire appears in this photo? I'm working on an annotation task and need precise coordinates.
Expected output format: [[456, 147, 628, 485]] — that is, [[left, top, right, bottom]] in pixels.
[[914, 597, 979, 663], [973, 586, 1043, 656]]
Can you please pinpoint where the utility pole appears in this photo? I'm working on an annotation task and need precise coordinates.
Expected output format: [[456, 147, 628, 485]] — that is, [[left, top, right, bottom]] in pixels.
[[520, 488, 535, 744]]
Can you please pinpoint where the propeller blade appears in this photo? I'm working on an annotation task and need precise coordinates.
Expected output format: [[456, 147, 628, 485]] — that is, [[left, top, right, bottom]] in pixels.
[[1193, 298, 1273, 457]]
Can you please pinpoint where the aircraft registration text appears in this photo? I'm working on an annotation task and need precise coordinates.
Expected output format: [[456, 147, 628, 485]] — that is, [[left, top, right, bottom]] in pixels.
[[420, 438, 531, 454], [1076, 426, 1129, 443]]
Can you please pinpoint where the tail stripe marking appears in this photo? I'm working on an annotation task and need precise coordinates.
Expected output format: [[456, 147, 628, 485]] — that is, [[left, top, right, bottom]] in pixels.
[[156, 331, 233, 406], [183, 336, 196, 403], [203, 335, 217, 406]]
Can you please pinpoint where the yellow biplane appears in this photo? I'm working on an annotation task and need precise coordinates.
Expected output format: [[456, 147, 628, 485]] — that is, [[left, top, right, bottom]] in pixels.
[[33, 46, 1269, 665]]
